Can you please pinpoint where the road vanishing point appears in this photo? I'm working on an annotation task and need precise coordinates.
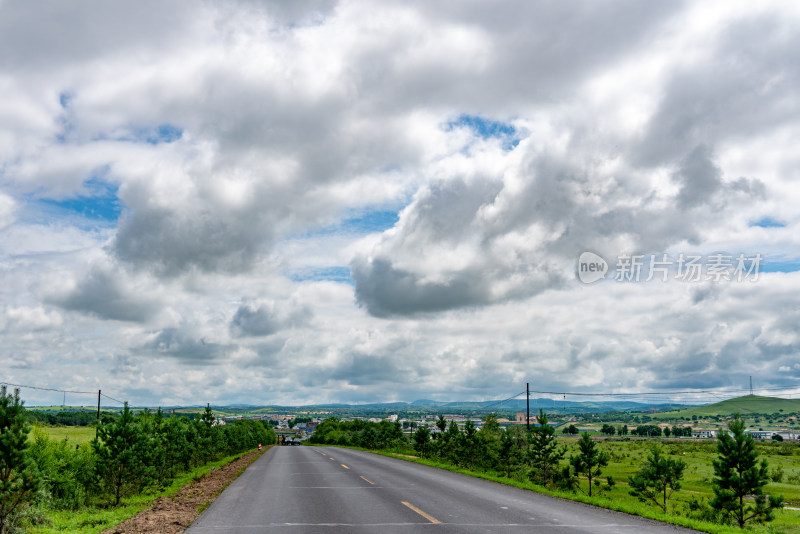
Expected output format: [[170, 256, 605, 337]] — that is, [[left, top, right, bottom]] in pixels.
[[186, 446, 698, 533]]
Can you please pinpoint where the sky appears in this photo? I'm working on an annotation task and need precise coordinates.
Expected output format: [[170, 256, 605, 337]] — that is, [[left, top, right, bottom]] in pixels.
[[1, 1, 800, 407]]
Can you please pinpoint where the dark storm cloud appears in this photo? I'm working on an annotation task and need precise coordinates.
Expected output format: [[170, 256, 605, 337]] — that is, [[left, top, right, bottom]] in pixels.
[[350, 168, 574, 316], [328, 352, 404, 386], [351, 258, 490, 317], [51, 265, 156, 322], [0, 1, 190, 70], [229, 301, 311, 337], [674, 145, 722, 209], [142, 327, 233, 363], [231, 305, 282, 337], [112, 202, 272, 277]]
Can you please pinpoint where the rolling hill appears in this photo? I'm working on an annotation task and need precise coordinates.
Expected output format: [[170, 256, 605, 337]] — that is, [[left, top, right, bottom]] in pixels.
[[652, 395, 800, 419]]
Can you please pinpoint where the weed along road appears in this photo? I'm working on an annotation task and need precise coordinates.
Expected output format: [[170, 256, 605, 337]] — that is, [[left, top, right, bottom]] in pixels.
[[186, 446, 699, 533]]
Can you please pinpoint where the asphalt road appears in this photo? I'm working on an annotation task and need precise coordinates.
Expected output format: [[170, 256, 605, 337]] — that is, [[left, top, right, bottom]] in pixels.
[[186, 446, 698, 533]]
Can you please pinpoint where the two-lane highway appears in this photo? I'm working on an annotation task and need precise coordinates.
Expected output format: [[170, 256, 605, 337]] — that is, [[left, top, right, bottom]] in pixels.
[[186, 446, 698, 533]]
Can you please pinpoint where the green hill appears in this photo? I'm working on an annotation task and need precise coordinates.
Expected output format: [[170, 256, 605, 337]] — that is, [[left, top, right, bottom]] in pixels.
[[652, 395, 800, 419]]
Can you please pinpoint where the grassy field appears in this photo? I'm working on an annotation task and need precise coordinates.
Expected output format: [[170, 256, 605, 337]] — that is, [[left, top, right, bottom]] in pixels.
[[27, 451, 259, 534], [652, 395, 800, 420], [556, 437, 800, 532], [33, 424, 97, 444]]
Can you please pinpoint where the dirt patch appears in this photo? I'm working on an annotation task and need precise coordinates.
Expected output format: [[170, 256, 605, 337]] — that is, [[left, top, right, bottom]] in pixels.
[[101, 447, 270, 534]]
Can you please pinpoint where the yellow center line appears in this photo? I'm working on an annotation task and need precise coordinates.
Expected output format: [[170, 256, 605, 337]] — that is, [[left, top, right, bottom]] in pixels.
[[360, 475, 375, 485], [340, 464, 350, 469], [401, 501, 441, 524]]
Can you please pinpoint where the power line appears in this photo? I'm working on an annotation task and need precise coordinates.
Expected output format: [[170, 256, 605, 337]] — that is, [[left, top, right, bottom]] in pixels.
[[100, 393, 126, 405], [0, 381, 95, 395], [526, 386, 800, 398], [1, 380, 127, 406], [478, 391, 526, 412]]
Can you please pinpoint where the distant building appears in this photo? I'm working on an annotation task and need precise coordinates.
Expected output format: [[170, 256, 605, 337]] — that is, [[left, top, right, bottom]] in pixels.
[[692, 429, 717, 439], [387, 414, 398, 422], [745, 430, 778, 440]]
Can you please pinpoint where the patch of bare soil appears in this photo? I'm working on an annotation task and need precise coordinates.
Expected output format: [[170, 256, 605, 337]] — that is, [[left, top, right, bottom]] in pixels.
[[102, 447, 269, 534]]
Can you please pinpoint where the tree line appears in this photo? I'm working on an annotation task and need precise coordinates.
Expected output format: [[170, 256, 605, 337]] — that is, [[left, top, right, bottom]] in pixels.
[[26, 410, 107, 427], [407, 409, 782, 528], [306, 418, 405, 449], [0, 387, 276, 533]]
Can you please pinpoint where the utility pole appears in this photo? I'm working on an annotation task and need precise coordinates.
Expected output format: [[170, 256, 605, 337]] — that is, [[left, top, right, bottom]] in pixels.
[[96, 389, 101, 439], [526, 382, 530, 432]]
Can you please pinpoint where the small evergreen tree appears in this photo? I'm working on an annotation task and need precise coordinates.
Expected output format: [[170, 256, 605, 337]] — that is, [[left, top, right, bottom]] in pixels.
[[194, 404, 216, 463], [570, 432, 608, 496], [412, 426, 431, 457], [435, 415, 447, 435], [441, 421, 461, 464], [0, 387, 40, 534], [459, 419, 479, 470], [200, 404, 215, 427], [628, 445, 686, 512], [477, 414, 502, 471], [93, 402, 153, 505], [528, 410, 566, 486], [711, 415, 783, 528], [498, 426, 524, 478]]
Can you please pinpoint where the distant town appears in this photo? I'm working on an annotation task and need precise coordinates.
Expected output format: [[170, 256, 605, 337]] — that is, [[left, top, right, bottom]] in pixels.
[[207, 394, 800, 443]]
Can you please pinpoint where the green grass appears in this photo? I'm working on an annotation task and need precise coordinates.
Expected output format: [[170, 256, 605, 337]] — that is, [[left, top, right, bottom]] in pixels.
[[33, 424, 97, 445], [652, 395, 800, 420], [27, 450, 266, 534], [574, 438, 800, 532]]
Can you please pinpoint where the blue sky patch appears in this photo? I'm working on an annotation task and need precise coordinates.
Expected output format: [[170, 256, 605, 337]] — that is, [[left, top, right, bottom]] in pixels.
[[59, 91, 72, 109], [290, 266, 353, 285], [106, 124, 184, 145], [340, 209, 399, 233], [450, 115, 515, 138], [38, 177, 121, 222], [760, 258, 800, 273], [146, 124, 183, 144], [750, 217, 785, 228], [447, 114, 519, 150], [296, 208, 401, 240], [126, 124, 184, 145]]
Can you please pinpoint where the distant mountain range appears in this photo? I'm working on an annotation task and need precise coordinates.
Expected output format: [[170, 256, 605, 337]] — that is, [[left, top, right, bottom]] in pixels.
[[209, 398, 690, 415], [55, 395, 798, 418]]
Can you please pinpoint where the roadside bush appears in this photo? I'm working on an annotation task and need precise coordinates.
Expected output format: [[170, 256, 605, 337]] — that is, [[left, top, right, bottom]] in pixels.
[[770, 465, 784, 483], [27, 429, 95, 510]]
